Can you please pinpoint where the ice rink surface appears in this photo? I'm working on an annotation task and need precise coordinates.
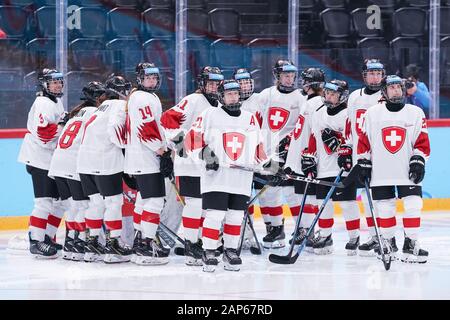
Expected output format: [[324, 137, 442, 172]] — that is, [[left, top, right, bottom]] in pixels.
[[1, 212, 450, 300]]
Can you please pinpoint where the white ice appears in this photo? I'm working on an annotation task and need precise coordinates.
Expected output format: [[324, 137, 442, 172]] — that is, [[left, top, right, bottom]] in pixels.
[[1, 212, 450, 300]]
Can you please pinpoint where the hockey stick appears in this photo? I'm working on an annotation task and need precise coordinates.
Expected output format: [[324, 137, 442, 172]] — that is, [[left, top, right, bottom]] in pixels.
[[269, 169, 344, 264], [159, 221, 185, 246], [169, 177, 186, 206], [268, 182, 309, 264], [364, 178, 391, 271], [122, 191, 179, 249], [237, 185, 270, 256], [227, 164, 345, 189]]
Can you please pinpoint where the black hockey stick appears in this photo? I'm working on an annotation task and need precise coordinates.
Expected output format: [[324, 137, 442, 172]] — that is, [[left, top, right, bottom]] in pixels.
[[228, 164, 345, 188], [159, 221, 185, 246], [269, 169, 344, 264], [364, 178, 391, 271], [268, 182, 309, 264], [237, 185, 270, 256]]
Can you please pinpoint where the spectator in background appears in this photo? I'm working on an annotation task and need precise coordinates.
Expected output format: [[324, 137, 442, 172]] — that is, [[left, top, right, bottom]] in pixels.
[[403, 64, 430, 118], [0, 28, 6, 39]]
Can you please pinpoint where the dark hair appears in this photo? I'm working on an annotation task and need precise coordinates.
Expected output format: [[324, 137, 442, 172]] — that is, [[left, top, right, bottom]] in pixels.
[[67, 101, 91, 120], [405, 64, 420, 80]]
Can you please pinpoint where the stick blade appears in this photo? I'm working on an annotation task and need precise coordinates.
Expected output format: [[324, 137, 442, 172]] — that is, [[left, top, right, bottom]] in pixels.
[[250, 246, 262, 255], [268, 252, 298, 264], [174, 246, 185, 256], [384, 256, 392, 271]]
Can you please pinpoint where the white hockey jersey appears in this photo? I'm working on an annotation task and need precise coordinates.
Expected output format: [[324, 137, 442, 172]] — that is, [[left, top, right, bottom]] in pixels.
[[258, 86, 306, 158], [48, 106, 97, 180], [308, 105, 351, 179], [241, 93, 263, 127], [160, 92, 215, 177], [124, 90, 166, 175], [285, 94, 323, 174], [190, 107, 265, 197], [357, 102, 430, 187], [77, 99, 127, 175], [18, 95, 64, 170], [347, 87, 382, 161]]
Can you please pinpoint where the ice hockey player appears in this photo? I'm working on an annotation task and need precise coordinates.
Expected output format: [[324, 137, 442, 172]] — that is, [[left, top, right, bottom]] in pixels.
[[18, 69, 66, 258], [356, 75, 430, 263], [284, 67, 325, 249], [48, 81, 107, 261], [125, 62, 170, 265], [186, 79, 264, 272], [77, 74, 132, 263], [301, 79, 361, 255], [347, 59, 385, 256], [256, 59, 307, 249], [232, 68, 261, 250], [160, 66, 224, 266]]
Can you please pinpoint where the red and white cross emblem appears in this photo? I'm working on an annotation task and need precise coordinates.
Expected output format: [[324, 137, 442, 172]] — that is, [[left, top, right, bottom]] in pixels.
[[382, 126, 406, 154], [293, 115, 305, 140], [268, 107, 289, 132], [223, 132, 245, 161]]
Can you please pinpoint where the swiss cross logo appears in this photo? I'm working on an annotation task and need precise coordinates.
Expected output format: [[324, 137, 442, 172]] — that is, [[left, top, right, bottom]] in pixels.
[[268, 107, 289, 132], [355, 109, 366, 136], [382, 126, 406, 154], [223, 132, 245, 161], [293, 115, 305, 140]]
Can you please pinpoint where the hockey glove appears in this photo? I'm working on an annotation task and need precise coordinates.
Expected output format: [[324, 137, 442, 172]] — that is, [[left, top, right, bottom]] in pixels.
[[283, 166, 294, 175], [172, 131, 188, 158], [337, 144, 353, 172], [354, 159, 372, 185], [321, 128, 342, 153], [276, 135, 291, 163], [159, 150, 174, 179], [123, 174, 137, 190], [409, 155, 425, 184], [199, 145, 219, 171], [262, 158, 283, 175], [301, 153, 317, 178], [58, 111, 70, 126]]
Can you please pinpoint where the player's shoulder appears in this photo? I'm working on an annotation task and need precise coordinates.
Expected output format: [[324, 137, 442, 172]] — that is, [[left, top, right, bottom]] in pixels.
[[349, 87, 364, 98], [74, 106, 96, 118], [307, 96, 323, 110], [184, 92, 203, 103], [240, 109, 255, 120], [405, 103, 426, 117], [259, 86, 274, 96], [365, 101, 385, 116], [33, 95, 56, 109]]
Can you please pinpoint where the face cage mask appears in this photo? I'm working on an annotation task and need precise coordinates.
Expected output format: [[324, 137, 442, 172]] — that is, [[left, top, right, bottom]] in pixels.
[[300, 79, 324, 95], [137, 67, 161, 93], [322, 86, 348, 109], [382, 84, 406, 104], [44, 77, 64, 98], [275, 72, 298, 93], [363, 69, 385, 91], [236, 78, 254, 100]]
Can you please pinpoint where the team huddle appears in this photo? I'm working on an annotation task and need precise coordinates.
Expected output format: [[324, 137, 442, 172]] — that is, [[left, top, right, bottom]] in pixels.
[[17, 58, 431, 272]]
